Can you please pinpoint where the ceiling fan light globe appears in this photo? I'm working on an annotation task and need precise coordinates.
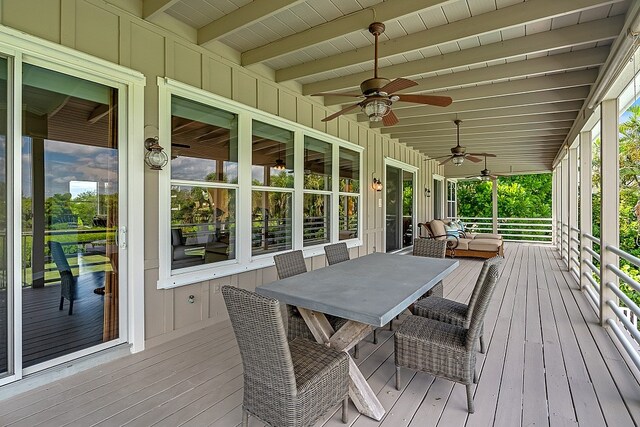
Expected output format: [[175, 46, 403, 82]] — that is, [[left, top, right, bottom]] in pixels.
[[363, 99, 390, 122], [452, 156, 464, 166]]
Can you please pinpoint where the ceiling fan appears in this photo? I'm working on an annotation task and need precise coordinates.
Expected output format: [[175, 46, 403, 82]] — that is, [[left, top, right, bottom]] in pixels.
[[436, 120, 496, 166], [465, 155, 506, 181], [311, 22, 453, 126]]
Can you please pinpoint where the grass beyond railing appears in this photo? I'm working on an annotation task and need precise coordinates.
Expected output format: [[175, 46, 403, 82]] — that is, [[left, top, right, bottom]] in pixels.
[[457, 217, 553, 242]]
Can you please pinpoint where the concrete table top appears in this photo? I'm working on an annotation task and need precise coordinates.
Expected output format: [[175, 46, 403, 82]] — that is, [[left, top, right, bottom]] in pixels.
[[257, 252, 459, 327]]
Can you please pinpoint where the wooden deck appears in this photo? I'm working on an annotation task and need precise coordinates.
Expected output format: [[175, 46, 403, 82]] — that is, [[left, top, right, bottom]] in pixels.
[[0, 244, 639, 426]]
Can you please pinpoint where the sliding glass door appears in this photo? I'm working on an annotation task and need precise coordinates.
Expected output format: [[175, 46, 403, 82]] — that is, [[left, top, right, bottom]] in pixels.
[[385, 164, 415, 252], [0, 57, 8, 376]]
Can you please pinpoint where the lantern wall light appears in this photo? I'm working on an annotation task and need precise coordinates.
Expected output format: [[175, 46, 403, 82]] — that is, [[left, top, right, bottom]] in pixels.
[[144, 137, 168, 170]]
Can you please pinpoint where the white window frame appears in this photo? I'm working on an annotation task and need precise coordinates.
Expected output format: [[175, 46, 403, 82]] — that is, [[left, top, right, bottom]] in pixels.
[[301, 136, 333, 248], [447, 179, 458, 220], [157, 78, 363, 289]]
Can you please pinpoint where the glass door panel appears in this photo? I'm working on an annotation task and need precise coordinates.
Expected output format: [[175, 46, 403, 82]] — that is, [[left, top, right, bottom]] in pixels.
[[386, 166, 400, 252], [21, 64, 119, 367], [0, 57, 8, 376], [402, 170, 413, 248]]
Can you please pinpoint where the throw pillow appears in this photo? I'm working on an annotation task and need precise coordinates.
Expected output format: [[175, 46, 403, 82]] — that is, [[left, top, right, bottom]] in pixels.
[[444, 223, 460, 238]]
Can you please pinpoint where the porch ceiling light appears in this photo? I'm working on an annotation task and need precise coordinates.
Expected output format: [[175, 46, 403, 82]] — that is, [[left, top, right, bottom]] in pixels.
[[452, 156, 464, 166], [273, 158, 286, 171], [363, 99, 391, 122], [144, 137, 168, 170]]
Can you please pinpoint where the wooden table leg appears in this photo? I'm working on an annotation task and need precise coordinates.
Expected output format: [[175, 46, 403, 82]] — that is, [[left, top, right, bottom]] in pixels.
[[298, 308, 386, 421]]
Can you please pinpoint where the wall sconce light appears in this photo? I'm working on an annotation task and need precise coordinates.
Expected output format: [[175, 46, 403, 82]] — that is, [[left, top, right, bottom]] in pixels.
[[424, 187, 431, 197], [144, 137, 168, 170], [372, 177, 383, 192]]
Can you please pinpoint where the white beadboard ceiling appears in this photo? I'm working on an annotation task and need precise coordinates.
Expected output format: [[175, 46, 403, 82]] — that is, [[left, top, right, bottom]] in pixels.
[[144, 0, 635, 178]]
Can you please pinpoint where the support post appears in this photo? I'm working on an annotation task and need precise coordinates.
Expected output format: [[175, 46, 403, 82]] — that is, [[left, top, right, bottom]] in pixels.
[[552, 168, 557, 246], [568, 146, 579, 274], [561, 155, 569, 268], [492, 179, 498, 234], [600, 99, 619, 326], [579, 131, 592, 291]]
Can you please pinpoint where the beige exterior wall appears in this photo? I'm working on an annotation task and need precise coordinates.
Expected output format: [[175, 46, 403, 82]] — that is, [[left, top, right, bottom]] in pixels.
[[1, 0, 443, 346]]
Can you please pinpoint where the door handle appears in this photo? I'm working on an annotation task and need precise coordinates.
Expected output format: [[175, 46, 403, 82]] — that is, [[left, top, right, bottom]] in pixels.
[[120, 226, 127, 249]]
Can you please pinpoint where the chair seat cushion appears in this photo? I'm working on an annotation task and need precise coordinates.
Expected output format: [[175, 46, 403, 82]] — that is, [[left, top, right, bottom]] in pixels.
[[468, 232, 502, 240], [413, 296, 468, 327], [396, 315, 467, 351], [454, 238, 472, 250], [468, 239, 502, 252]]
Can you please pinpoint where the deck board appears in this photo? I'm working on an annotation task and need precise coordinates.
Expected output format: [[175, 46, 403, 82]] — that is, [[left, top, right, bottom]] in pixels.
[[0, 244, 639, 427]]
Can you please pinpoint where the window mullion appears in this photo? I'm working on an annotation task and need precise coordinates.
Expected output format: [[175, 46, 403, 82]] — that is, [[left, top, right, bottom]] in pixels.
[[237, 112, 252, 265], [293, 130, 304, 250], [331, 142, 339, 242]]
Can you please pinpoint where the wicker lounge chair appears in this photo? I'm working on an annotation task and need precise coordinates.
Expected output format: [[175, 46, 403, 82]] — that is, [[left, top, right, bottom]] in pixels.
[[273, 251, 359, 357], [222, 286, 349, 426], [412, 256, 502, 354], [49, 241, 77, 315], [394, 258, 502, 413], [412, 238, 447, 298], [324, 242, 350, 266]]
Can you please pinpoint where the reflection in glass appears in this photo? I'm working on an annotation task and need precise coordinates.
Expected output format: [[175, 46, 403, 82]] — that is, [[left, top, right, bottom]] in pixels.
[[403, 170, 414, 248], [339, 195, 358, 240], [339, 148, 360, 192], [252, 191, 292, 255], [303, 194, 330, 247], [170, 96, 238, 183], [0, 58, 6, 376], [21, 63, 119, 367], [170, 186, 235, 270], [252, 121, 294, 188], [304, 137, 332, 190]]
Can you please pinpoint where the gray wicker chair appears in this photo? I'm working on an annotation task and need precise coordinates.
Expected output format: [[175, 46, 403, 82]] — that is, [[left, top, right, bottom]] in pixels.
[[412, 256, 502, 354], [413, 238, 447, 298], [222, 286, 349, 426], [49, 241, 76, 315], [394, 258, 502, 413], [324, 242, 350, 265], [273, 251, 359, 356]]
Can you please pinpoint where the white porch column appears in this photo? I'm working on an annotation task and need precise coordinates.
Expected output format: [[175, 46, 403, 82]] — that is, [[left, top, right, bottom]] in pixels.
[[552, 168, 557, 246], [579, 130, 593, 291], [600, 98, 619, 326], [562, 155, 570, 267], [568, 146, 579, 275], [492, 179, 498, 234]]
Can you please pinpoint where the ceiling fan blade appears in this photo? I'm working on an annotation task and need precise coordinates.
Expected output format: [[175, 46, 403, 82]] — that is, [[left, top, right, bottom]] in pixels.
[[382, 109, 399, 127], [439, 156, 454, 165], [171, 143, 191, 149], [322, 102, 361, 122], [395, 94, 453, 107], [465, 175, 480, 179], [466, 155, 482, 163], [310, 92, 363, 98], [467, 152, 497, 157], [380, 78, 417, 95]]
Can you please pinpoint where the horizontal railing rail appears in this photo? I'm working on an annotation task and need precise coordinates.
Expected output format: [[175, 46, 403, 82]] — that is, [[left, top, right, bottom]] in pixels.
[[457, 216, 553, 242]]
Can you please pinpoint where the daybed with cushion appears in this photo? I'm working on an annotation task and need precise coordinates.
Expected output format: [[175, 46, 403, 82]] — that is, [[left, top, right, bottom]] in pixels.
[[418, 219, 504, 259]]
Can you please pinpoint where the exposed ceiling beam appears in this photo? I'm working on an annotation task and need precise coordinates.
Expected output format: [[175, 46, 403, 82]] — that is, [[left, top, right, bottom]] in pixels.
[[382, 113, 578, 133], [303, 16, 622, 95], [370, 101, 583, 127], [411, 139, 565, 149], [198, 0, 304, 45], [399, 129, 568, 141], [356, 86, 590, 122], [392, 121, 573, 139], [408, 134, 565, 145], [277, 0, 621, 82], [142, 0, 180, 20], [241, 0, 455, 66], [326, 69, 597, 107]]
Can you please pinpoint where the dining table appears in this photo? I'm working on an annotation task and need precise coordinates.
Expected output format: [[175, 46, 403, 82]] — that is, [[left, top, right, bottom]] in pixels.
[[256, 251, 459, 421]]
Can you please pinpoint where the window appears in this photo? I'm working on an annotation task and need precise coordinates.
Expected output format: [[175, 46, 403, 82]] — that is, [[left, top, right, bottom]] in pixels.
[[447, 181, 457, 219], [251, 121, 294, 256], [159, 79, 363, 287], [339, 148, 360, 240], [303, 136, 331, 246], [170, 96, 238, 270]]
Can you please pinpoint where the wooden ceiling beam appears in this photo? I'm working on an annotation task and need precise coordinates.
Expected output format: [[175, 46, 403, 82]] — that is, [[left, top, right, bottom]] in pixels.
[[303, 16, 622, 95], [241, 0, 454, 66], [378, 112, 577, 132], [393, 122, 573, 139], [278, 0, 622, 82], [387, 119, 575, 136], [326, 68, 597, 107], [370, 101, 583, 127], [142, 0, 180, 20], [198, 0, 304, 45]]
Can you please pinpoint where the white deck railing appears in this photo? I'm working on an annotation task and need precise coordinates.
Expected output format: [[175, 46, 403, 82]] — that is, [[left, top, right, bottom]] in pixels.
[[457, 217, 553, 242]]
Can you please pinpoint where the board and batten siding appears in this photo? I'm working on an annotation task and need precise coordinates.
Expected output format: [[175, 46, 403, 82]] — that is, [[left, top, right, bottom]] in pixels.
[[0, 0, 443, 346]]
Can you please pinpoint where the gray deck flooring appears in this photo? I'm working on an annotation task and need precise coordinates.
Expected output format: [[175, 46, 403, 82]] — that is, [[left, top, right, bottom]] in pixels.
[[0, 244, 639, 426]]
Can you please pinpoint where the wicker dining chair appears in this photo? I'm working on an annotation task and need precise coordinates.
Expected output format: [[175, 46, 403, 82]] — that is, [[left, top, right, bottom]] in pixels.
[[273, 251, 359, 357], [394, 259, 502, 413], [222, 286, 349, 427], [49, 241, 77, 315], [413, 238, 448, 298], [324, 242, 350, 265], [412, 256, 502, 354]]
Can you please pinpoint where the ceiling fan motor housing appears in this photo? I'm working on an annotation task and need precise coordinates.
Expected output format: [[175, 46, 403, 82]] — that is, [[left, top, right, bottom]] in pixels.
[[360, 77, 391, 95]]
